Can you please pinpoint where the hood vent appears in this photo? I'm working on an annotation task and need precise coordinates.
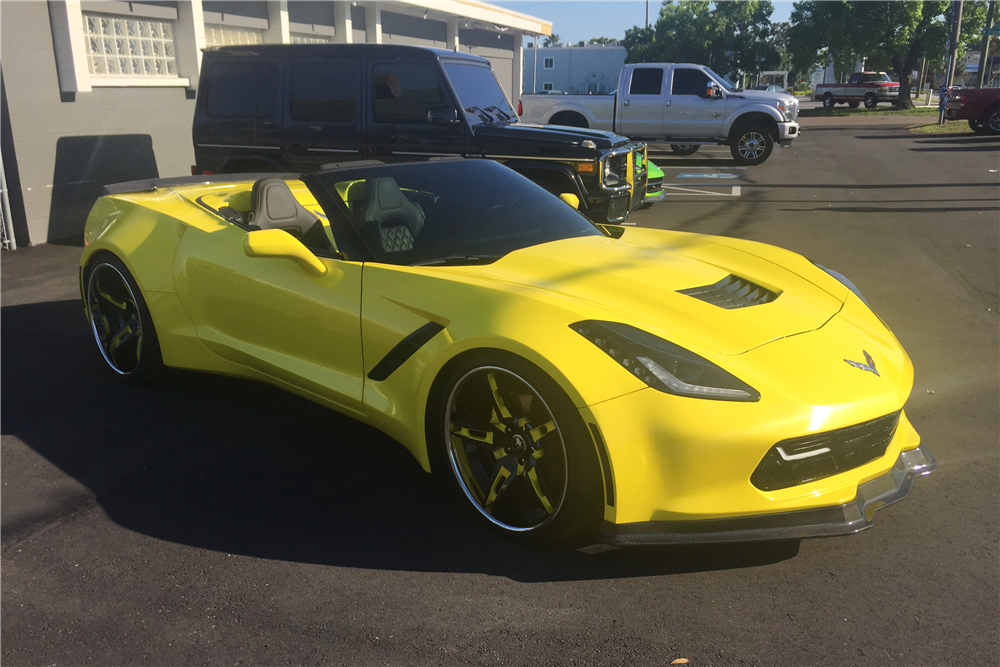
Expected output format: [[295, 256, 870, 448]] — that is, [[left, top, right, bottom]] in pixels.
[[678, 274, 780, 309]]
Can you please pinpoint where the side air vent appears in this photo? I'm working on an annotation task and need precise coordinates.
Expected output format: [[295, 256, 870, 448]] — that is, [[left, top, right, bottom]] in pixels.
[[678, 274, 780, 309]]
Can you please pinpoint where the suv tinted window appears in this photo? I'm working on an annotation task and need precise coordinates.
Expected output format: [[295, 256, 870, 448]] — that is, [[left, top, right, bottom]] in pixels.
[[671, 68, 710, 96], [290, 60, 358, 122], [372, 63, 446, 123], [205, 62, 278, 118], [629, 68, 663, 95]]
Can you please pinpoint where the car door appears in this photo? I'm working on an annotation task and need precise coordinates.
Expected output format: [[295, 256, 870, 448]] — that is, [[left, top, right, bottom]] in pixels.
[[282, 58, 364, 171], [195, 58, 284, 171], [172, 212, 365, 417], [366, 59, 465, 161], [846, 73, 863, 101], [617, 66, 666, 138], [665, 67, 726, 138]]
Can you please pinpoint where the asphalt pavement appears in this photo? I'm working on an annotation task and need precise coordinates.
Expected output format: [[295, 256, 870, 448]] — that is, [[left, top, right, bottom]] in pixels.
[[2, 114, 998, 666]]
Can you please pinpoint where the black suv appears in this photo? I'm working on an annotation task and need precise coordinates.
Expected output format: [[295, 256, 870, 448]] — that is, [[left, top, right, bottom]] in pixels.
[[193, 44, 647, 224]]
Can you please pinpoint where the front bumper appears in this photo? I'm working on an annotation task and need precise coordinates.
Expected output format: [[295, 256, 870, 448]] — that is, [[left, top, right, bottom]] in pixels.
[[598, 444, 935, 545], [777, 121, 800, 147], [877, 90, 900, 101]]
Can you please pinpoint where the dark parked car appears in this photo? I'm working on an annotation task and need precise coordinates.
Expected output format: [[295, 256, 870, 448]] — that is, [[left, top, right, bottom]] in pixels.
[[946, 87, 1000, 135], [192, 44, 648, 223]]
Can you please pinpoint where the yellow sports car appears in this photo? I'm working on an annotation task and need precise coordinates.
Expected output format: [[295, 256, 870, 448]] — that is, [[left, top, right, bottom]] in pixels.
[[80, 159, 935, 545]]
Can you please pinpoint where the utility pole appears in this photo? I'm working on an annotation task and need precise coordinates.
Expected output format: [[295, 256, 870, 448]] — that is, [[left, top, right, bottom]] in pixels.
[[976, 1, 996, 88], [645, 0, 649, 28], [946, 0, 964, 90], [941, 0, 964, 123]]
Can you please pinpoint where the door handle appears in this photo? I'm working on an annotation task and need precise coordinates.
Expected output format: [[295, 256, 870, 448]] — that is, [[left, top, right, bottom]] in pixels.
[[711, 112, 721, 117], [664, 100, 671, 107], [623, 100, 630, 107]]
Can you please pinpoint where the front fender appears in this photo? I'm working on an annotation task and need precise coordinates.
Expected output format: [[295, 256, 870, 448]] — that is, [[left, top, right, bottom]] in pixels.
[[724, 105, 783, 136]]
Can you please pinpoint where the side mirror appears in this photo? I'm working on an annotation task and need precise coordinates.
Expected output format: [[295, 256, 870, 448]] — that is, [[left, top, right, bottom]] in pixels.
[[707, 82, 724, 99], [427, 105, 461, 125], [243, 229, 327, 276], [559, 193, 580, 209]]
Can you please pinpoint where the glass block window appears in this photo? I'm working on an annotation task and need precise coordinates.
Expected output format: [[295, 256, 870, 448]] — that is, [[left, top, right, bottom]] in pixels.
[[83, 13, 177, 76], [204, 25, 263, 47], [291, 33, 333, 44]]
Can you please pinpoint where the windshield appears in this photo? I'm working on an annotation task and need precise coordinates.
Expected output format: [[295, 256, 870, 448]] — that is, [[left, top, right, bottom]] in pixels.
[[705, 68, 737, 91], [863, 73, 894, 83], [442, 62, 518, 124], [312, 160, 601, 266]]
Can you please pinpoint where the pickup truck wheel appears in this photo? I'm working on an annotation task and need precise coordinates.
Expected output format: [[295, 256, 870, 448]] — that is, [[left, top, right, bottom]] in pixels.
[[864, 93, 878, 109], [670, 144, 700, 156], [822, 93, 835, 108], [982, 105, 1000, 135], [730, 126, 773, 165], [848, 101, 860, 108]]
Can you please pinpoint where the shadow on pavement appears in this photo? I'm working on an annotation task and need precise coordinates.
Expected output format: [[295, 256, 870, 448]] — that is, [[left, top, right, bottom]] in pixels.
[[1, 298, 799, 582]]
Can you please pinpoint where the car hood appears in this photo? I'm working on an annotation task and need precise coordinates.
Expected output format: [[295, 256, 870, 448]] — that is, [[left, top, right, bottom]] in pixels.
[[473, 122, 631, 155], [464, 227, 848, 356], [731, 89, 796, 104]]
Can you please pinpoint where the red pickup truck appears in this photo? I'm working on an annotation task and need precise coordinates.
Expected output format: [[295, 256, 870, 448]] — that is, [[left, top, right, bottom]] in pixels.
[[814, 72, 900, 109], [946, 87, 1000, 135]]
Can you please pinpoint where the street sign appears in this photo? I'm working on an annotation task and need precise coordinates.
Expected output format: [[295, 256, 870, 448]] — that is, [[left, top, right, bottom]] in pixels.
[[982, 25, 1000, 36]]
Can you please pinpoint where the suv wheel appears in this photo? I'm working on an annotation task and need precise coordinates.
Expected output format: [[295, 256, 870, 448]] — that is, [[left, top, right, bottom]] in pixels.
[[730, 125, 774, 165]]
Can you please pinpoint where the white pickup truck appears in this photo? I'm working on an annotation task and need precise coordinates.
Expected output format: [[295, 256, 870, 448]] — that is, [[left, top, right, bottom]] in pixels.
[[519, 63, 800, 165]]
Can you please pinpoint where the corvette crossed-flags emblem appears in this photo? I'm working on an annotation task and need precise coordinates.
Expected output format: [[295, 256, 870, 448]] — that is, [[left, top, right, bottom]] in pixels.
[[844, 350, 880, 377]]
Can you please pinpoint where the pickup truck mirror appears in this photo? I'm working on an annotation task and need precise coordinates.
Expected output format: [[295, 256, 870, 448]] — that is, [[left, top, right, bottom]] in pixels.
[[243, 229, 327, 276], [427, 105, 461, 126], [707, 82, 724, 99]]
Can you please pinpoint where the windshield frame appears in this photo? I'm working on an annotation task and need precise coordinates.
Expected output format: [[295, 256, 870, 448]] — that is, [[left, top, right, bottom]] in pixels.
[[441, 59, 519, 126], [307, 160, 602, 267]]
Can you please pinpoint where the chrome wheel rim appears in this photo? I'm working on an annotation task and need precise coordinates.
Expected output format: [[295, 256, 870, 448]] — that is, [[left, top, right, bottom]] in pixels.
[[87, 263, 143, 375], [738, 132, 766, 160], [823, 95, 833, 107], [445, 366, 568, 532]]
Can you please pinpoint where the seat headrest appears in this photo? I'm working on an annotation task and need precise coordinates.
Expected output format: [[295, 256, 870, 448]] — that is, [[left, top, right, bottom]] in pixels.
[[249, 178, 319, 237]]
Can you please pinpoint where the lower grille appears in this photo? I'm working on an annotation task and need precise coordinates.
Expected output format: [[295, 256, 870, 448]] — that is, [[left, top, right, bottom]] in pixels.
[[607, 194, 630, 222], [750, 411, 902, 492]]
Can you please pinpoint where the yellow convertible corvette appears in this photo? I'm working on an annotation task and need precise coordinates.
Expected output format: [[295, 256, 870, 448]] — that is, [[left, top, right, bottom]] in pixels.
[[80, 159, 935, 545]]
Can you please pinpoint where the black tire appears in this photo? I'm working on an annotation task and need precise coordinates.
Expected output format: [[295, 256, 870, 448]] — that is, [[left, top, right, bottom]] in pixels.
[[428, 351, 603, 546], [864, 93, 877, 109], [730, 124, 774, 166], [83, 254, 162, 381], [822, 93, 835, 108], [969, 118, 986, 134], [670, 144, 701, 156], [548, 111, 589, 128], [982, 104, 1000, 136], [848, 101, 860, 108]]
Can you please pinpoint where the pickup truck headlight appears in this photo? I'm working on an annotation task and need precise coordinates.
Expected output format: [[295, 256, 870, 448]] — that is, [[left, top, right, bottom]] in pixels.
[[776, 101, 788, 120], [571, 320, 761, 402]]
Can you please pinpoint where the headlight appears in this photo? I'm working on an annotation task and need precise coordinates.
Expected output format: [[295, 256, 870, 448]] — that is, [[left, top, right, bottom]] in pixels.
[[812, 263, 868, 306], [570, 321, 760, 402], [776, 101, 787, 119], [602, 153, 627, 187]]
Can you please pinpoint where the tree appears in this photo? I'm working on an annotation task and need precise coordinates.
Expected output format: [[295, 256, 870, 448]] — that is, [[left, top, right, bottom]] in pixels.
[[588, 37, 617, 45], [543, 33, 561, 47], [788, 2, 989, 108], [622, 1, 778, 78]]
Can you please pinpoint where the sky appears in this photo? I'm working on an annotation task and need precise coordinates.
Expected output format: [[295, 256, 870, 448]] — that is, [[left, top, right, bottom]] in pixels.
[[493, 1, 795, 45]]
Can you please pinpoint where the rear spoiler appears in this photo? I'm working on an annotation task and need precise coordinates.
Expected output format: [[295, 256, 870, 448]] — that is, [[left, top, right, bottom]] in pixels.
[[102, 173, 303, 196]]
